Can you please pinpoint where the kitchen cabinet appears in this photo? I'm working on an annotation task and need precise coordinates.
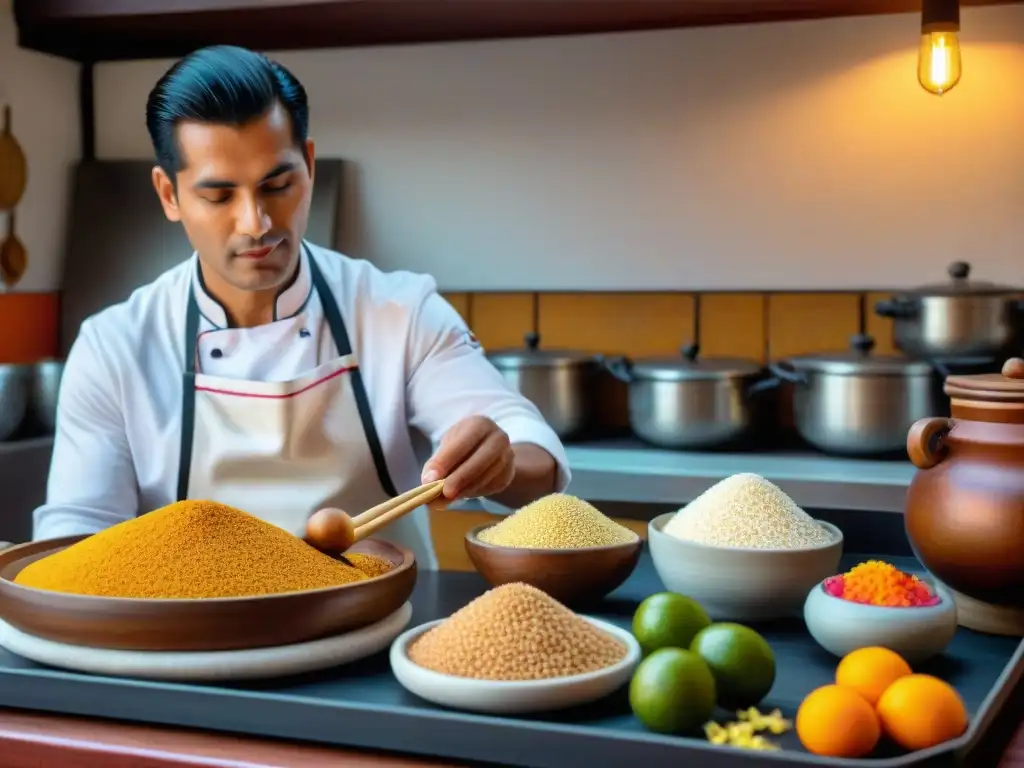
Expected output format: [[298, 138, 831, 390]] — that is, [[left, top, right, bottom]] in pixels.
[[14, 0, 1024, 63]]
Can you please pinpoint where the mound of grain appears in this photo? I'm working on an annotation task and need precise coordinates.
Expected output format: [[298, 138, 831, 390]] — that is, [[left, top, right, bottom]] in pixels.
[[407, 582, 627, 680], [663, 473, 835, 550], [477, 493, 638, 549], [344, 552, 394, 579], [15, 500, 382, 599]]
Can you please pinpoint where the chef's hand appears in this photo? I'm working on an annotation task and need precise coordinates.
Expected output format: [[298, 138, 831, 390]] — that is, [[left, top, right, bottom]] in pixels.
[[421, 416, 514, 509]]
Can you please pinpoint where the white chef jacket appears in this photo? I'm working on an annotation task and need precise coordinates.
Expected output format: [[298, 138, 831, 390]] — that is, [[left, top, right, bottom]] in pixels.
[[32, 243, 571, 563]]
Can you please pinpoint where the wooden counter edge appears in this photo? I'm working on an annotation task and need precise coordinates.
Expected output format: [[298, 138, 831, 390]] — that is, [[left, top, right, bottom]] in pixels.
[[2, 706, 1022, 767], [0, 709, 464, 768]]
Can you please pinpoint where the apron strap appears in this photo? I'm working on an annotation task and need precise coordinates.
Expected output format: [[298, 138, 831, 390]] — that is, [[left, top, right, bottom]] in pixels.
[[176, 243, 398, 502], [307, 251, 398, 497], [176, 290, 201, 501]]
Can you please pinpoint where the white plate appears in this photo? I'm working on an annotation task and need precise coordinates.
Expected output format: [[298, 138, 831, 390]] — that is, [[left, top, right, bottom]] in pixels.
[[389, 615, 640, 715], [0, 602, 412, 682]]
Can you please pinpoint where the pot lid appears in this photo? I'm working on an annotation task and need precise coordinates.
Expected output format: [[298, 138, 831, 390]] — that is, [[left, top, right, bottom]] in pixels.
[[486, 332, 596, 368], [944, 357, 1024, 402], [902, 261, 1022, 296], [786, 334, 935, 375], [629, 343, 763, 381]]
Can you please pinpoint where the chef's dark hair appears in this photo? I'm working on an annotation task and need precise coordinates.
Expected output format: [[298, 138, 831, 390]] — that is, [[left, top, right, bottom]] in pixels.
[[145, 45, 309, 178]]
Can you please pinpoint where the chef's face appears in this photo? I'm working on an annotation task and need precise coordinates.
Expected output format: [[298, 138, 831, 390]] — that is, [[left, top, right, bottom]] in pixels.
[[151, 102, 315, 294]]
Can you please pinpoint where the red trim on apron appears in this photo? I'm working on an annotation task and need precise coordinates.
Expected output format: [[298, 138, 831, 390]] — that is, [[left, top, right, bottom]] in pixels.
[[193, 365, 358, 400]]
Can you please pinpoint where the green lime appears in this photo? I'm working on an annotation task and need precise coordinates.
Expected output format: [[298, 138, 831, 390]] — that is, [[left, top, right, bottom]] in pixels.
[[690, 622, 776, 710], [629, 647, 717, 734], [632, 592, 712, 657]]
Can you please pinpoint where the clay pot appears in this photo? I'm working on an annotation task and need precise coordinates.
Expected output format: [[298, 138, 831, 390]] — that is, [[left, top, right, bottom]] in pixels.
[[904, 357, 1024, 611]]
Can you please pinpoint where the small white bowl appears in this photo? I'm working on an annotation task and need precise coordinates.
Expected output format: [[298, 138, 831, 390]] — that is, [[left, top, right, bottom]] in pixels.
[[803, 576, 958, 665], [389, 616, 641, 715], [647, 512, 844, 622]]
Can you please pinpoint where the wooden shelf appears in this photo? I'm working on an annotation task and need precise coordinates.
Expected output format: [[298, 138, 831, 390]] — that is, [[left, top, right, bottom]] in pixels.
[[14, 0, 1024, 63]]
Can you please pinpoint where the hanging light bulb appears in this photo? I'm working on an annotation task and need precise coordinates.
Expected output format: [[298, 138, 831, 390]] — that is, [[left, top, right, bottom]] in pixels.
[[918, 0, 962, 95]]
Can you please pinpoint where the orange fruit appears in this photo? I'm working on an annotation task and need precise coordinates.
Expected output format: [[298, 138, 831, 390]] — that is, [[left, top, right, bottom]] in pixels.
[[835, 647, 912, 706], [796, 684, 880, 758], [876, 674, 968, 751]]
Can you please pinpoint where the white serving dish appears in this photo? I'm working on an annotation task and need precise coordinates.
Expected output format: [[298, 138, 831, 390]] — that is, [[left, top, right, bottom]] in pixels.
[[646, 512, 844, 622], [0, 602, 413, 682], [803, 576, 958, 664], [389, 615, 640, 715]]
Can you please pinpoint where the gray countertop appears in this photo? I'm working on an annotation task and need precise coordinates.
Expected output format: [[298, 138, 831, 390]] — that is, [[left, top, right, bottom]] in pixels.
[[564, 439, 915, 514]]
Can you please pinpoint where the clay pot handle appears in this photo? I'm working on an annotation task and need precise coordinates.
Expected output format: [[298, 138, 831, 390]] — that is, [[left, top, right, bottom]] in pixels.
[[907, 417, 954, 470]]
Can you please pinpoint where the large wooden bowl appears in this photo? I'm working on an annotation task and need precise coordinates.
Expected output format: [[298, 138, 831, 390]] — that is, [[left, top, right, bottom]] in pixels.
[[0, 536, 416, 652], [464, 524, 643, 606]]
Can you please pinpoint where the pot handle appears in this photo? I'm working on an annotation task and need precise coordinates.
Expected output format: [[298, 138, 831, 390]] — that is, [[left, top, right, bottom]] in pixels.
[[875, 297, 920, 319], [603, 355, 633, 383], [746, 376, 781, 396], [907, 417, 954, 470], [767, 361, 808, 386]]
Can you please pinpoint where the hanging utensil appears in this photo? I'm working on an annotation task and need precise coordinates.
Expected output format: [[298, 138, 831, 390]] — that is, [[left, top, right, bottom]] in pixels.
[[0, 106, 28, 211], [0, 210, 27, 289]]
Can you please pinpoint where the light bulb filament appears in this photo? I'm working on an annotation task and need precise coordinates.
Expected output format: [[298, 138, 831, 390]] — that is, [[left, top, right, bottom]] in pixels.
[[918, 30, 962, 95]]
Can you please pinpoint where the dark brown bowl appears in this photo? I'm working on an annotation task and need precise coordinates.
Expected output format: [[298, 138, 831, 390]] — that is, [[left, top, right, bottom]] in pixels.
[[0, 536, 416, 652], [464, 524, 643, 605]]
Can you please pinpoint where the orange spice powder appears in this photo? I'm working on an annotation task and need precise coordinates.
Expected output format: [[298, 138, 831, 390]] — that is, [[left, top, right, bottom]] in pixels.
[[823, 560, 940, 607]]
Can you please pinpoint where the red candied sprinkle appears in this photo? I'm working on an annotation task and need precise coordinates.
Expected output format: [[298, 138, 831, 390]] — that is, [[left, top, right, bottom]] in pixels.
[[824, 574, 846, 598]]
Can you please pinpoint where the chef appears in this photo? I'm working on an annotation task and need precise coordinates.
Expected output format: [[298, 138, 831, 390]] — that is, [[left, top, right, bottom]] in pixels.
[[32, 45, 570, 570]]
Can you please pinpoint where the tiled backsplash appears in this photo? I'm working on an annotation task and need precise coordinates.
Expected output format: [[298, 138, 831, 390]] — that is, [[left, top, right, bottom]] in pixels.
[[442, 290, 897, 361]]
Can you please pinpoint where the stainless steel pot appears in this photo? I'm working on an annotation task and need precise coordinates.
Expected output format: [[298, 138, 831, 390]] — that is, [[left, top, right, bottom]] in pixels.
[[0, 364, 31, 441], [770, 334, 944, 456], [875, 261, 1024, 360], [31, 358, 64, 433], [606, 343, 774, 449], [487, 332, 600, 440]]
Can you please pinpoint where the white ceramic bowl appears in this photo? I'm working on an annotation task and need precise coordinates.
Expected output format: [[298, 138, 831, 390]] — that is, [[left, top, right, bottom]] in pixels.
[[647, 512, 844, 622], [389, 616, 641, 715], [803, 576, 958, 665]]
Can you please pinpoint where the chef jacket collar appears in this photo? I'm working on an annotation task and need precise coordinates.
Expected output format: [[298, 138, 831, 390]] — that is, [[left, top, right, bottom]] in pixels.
[[190, 245, 312, 329]]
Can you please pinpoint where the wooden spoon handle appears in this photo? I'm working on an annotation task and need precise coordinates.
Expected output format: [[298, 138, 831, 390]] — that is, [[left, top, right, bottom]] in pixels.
[[351, 479, 445, 527], [353, 483, 446, 543]]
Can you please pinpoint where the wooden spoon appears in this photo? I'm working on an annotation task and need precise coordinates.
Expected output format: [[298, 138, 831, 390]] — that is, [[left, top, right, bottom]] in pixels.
[[0, 106, 28, 211], [0, 210, 27, 289], [306, 479, 447, 553]]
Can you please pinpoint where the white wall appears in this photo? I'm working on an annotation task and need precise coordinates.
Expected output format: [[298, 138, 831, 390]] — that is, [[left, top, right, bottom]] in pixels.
[[79, 5, 1024, 292], [0, 0, 79, 292]]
